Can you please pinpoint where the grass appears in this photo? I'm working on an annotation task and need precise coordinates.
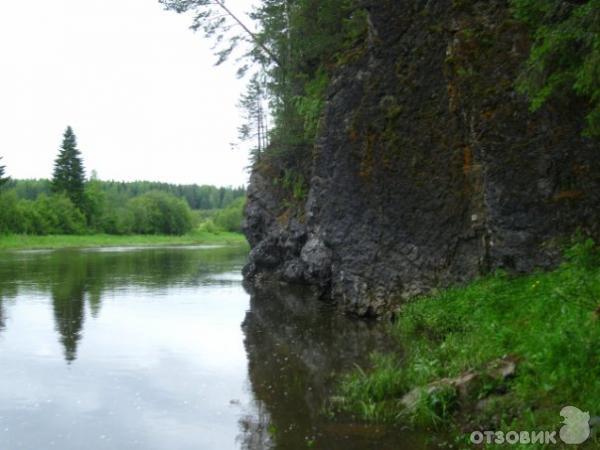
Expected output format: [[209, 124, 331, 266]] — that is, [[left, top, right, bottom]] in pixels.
[[334, 238, 600, 449], [0, 229, 248, 251]]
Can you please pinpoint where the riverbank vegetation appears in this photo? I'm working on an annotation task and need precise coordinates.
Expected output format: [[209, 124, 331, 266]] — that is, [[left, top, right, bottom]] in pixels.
[[0, 128, 247, 241], [0, 230, 247, 251], [332, 238, 600, 448]]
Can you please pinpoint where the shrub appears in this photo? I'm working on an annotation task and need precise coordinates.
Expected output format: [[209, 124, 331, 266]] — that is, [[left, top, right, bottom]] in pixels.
[[33, 194, 87, 235], [213, 197, 245, 232], [127, 191, 194, 235], [0, 191, 25, 234]]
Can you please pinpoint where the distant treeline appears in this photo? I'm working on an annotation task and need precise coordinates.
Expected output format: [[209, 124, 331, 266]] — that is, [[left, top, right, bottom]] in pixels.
[[0, 127, 246, 236], [6, 178, 246, 211]]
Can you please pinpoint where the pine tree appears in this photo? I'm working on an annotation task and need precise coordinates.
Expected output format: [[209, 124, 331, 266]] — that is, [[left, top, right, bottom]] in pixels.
[[52, 127, 86, 210], [0, 156, 8, 188], [238, 74, 270, 162]]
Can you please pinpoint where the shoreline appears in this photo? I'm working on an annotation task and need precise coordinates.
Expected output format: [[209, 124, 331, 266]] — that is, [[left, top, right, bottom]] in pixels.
[[0, 231, 248, 251], [332, 239, 600, 447]]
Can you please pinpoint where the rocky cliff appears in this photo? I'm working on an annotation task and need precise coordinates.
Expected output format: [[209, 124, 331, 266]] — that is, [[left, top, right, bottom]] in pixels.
[[243, 0, 600, 316]]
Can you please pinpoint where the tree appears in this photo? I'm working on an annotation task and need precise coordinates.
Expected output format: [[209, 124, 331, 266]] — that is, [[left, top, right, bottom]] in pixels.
[[83, 177, 107, 231], [128, 191, 194, 235], [52, 127, 86, 210], [159, 0, 281, 68], [162, 0, 368, 175], [512, 0, 600, 137], [0, 156, 9, 189], [238, 73, 270, 162]]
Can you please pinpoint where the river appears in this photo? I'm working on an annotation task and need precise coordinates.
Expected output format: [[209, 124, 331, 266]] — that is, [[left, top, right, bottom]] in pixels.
[[0, 245, 428, 449]]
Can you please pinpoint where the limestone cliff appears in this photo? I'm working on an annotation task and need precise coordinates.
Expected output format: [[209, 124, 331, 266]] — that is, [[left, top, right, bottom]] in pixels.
[[243, 0, 600, 316]]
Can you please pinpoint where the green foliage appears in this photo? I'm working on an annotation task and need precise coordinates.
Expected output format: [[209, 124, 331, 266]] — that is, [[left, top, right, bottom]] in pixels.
[[0, 177, 245, 237], [9, 178, 244, 210], [336, 354, 406, 422], [0, 191, 24, 234], [512, 0, 600, 137], [213, 197, 245, 232], [52, 127, 86, 209], [278, 169, 308, 201], [83, 178, 108, 231], [256, 0, 369, 170], [92, 180, 245, 210], [30, 195, 87, 235], [335, 238, 600, 437], [293, 69, 329, 141], [0, 191, 86, 235], [127, 191, 194, 235], [6, 178, 52, 199]]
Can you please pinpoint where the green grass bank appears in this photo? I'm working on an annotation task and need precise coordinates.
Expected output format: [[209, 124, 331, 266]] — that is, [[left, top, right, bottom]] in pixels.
[[0, 230, 248, 251], [333, 239, 600, 449]]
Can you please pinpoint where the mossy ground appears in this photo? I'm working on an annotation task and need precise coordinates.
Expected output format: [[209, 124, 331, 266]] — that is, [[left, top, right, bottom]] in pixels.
[[0, 230, 248, 251], [333, 239, 600, 449]]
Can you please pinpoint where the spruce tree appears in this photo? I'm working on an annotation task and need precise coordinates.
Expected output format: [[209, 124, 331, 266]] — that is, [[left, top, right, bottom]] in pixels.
[[0, 156, 8, 188], [52, 127, 86, 210]]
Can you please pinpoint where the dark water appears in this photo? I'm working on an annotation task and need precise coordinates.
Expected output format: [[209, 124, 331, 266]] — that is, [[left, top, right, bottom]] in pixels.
[[0, 246, 428, 449]]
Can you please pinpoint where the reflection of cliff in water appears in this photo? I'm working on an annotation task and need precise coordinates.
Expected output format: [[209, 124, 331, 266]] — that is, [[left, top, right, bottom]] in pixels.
[[240, 282, 428, 450], [0, 246, 247, 362]]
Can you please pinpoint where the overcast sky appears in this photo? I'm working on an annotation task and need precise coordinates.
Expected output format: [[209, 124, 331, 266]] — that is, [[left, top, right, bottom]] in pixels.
[[0, 0, 256, 187]]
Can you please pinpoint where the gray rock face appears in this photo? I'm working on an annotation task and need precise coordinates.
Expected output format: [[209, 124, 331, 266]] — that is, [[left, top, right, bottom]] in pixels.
[[243, 0, 600, 316]]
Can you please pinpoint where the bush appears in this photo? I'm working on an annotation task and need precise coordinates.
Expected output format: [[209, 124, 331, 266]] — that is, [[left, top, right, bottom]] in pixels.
[[0, 191, 86, 235], [213, 197, 245, 232], [0, 191, 25, 234], [0, 187, 201, 237], [127, 191, 194, 235], [198, 218, 220, 233], [32, 194, 87, 235], [97, 208, 134, 235]]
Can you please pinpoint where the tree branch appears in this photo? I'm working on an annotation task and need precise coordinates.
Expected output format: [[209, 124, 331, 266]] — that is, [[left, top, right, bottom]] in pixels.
[[212, 0, 282, 67]]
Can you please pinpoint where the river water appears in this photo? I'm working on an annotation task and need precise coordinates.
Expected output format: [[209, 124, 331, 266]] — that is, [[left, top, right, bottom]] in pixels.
[[0, 245, 429, 449]]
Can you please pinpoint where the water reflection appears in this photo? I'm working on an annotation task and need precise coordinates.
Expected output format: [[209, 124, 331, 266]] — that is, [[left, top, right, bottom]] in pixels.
[[240, 282, 429, 450], [51, 277, 86, 362], [0, 246, 430, 449], [0, 245, 246, 363], [0, 245, 251, 450]]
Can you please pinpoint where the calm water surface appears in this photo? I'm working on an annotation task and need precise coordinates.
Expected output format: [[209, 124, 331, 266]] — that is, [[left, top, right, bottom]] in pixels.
[[0, 245, 429, 449]]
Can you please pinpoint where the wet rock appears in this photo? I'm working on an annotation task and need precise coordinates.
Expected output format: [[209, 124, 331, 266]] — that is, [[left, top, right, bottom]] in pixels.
[[400, 356, 519, 414], [301, 237, 332, 284]]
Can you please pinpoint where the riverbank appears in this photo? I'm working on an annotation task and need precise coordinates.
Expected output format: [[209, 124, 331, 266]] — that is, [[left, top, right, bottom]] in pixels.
[[333, 239, 600, 448], [0, 230, 248, 251]]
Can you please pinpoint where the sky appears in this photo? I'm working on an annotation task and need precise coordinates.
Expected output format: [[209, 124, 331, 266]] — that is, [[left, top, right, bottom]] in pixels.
[[0, 0, 256, 187]]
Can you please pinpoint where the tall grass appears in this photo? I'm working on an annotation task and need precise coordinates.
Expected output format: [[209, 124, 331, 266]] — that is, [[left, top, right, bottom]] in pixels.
[[335, 239, 600, 448]]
